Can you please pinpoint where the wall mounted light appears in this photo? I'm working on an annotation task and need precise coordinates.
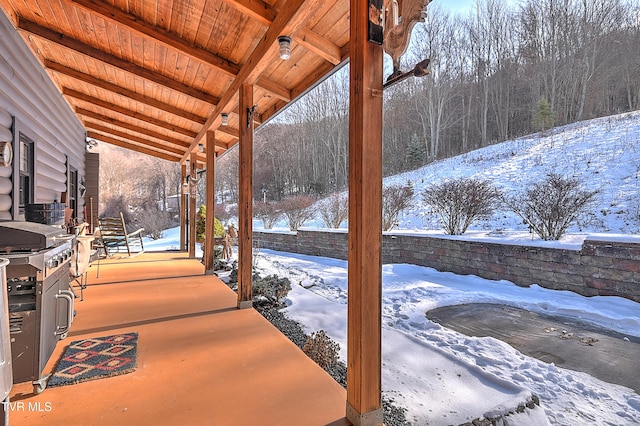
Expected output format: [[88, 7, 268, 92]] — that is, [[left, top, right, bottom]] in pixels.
[[221, 113, 229, 126], [198, 143, 204, 153], [278, 36, 292, 60]]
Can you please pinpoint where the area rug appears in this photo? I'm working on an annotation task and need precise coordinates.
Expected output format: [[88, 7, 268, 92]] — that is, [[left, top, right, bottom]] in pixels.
[[47, 332, 138, 388]]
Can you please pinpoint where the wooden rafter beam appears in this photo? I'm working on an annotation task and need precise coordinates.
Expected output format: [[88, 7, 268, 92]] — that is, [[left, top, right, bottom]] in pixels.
[[218, 125, 239, 139], [294, 28, 342, 65], [184, 0, 317, 160], [77, 108, 191, 147], [67, 0, 240, 77], [45, 60, 208, 124], [63, 88, 198, 138], [223, 0, 276, 26], [19, 18, 220, 105], [256, 77, 291, 102], [86, 131, 181, 162], [85, 122, 188, 153]]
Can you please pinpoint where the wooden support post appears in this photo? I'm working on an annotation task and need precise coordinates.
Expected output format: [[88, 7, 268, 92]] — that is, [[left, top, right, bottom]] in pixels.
[[188, 152, 197, 259], [180, 164, 187, 251], [203, 131, 216, 273], [346, 0, 383, 423], [237, 83, 254, 309]]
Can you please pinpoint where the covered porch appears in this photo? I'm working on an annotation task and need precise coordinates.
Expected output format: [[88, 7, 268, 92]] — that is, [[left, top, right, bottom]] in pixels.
[[8, 252, 348, 425]]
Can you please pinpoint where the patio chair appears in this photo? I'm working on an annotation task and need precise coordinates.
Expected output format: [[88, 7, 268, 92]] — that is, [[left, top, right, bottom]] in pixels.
[[97, 212, 145, 257]]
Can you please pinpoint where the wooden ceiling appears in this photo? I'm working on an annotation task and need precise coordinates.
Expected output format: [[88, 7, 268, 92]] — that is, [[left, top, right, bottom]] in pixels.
[[0, 0, 350, 163]]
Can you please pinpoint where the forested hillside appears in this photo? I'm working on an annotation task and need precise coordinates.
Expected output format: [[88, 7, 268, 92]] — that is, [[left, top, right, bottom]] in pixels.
[[214, 0, 640, 202]]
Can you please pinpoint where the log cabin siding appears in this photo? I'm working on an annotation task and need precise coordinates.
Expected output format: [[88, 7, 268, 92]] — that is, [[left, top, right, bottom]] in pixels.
[[0, 105, 11, 218], [0, 12, 86, 220]]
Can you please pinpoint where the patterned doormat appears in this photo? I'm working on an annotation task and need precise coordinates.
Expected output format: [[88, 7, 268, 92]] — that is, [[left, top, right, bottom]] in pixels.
[[47, 332, 138, 388]]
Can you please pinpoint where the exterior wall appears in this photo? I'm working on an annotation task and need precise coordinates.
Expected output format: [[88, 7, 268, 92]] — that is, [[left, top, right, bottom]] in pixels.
[[254, 230, 640, 303], [0, 105, 12, 219], [84, 152, 100, 230], [0, 11, 86, 221]]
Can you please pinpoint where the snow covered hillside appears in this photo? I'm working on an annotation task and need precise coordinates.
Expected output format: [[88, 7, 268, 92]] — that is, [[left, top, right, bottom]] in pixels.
[[385, 111, 640, 235], [277, 110, 640, 237]]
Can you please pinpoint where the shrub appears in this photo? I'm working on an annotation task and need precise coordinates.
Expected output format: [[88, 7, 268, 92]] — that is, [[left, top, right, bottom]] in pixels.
[[101, 195, 133, 224], [214, 203, 233, 223], [302, 330, 339, 369], [195, 205, 225, 243], [319, 192, 348, 228], [503, 173, 599, 240], [422, 177, 501, 235], [252, 274, 292, 303], [382, 182, 414, 231], [134, 202, 172, 239], [280, 195, 316, 231], [253, 201, 282, 229]]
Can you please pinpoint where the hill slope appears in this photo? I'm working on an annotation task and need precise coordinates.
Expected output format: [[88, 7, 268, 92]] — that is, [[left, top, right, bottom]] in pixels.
[[382, 110, 640, 236]]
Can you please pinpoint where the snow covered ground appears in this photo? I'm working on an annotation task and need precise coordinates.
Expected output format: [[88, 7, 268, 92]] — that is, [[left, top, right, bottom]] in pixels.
[[143, 112, 640, 424]]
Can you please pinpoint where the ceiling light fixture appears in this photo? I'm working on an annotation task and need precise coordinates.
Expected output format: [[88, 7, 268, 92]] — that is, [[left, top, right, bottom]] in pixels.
[[221, 113, 229, 126], [278, 36, 292, 60], [198, 143, 204, 153]]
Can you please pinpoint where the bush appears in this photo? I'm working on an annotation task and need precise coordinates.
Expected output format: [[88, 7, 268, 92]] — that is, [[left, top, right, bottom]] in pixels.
[[504, 173, 599, 240], [318, 192, 348, 228], [195, 205, 225, 243], [214, 203, 233, 223], [382, 182, 414, 231], [302, 330, 339, 369], [101, 195, 133, 224], [252, 274, 292, 303], [422, 178, 501, 235], [280, 195, 316, 231], [134, 202, 172, 239], [253, 201, 282, 229]]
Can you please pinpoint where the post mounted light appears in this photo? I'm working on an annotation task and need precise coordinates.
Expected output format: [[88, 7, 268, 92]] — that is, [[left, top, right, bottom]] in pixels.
[[182, 177, 189, 195], [221, 113, 229, 126], [198, 143, 204, 153], [278, 36, 292, 60]]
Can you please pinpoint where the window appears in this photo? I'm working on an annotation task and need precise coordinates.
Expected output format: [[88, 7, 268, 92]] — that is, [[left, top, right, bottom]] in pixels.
[[69, 167, 78, 224], [18, 134, 34, 215]]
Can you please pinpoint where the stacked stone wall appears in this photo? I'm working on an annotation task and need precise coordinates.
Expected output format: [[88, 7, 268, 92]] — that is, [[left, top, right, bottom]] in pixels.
[[254, 230, 639, 303]]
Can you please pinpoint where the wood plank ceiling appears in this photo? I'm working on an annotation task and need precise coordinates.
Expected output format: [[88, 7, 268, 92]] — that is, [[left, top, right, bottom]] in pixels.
[[0, 0, 350, 163]]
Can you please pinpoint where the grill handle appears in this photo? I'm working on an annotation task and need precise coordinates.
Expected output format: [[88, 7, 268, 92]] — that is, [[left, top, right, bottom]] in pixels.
[[55, 290, 75, 337]]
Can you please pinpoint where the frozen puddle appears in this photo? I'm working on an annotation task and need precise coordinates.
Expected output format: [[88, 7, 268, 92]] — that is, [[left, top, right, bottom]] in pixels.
[[427, 303, 640, 394]]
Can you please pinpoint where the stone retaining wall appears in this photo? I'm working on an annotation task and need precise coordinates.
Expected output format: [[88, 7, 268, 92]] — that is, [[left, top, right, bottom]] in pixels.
[[253, 230, 640, 303]]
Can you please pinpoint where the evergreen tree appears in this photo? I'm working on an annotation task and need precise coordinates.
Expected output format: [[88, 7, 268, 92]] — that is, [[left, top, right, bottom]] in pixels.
[[532, 97, 555, 133], [404, 134, 427, 170]]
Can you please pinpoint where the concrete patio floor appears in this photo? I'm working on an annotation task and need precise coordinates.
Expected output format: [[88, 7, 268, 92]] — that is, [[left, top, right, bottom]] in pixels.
[[8, 252, 349, 425]]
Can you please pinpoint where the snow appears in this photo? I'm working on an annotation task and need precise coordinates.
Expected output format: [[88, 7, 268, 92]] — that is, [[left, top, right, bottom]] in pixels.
[[143, 112, 640, 425]]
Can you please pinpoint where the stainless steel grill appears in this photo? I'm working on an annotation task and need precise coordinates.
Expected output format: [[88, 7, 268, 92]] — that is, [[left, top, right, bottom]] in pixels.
[[0, 221, 75, 394]]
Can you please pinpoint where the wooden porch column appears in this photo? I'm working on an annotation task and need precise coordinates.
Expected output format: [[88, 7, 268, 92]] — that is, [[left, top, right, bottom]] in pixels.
[[346, 0, 383, 423], [188, 152, 197, 259], [180, 163, 187, 251], [237, 83, 254, 309], [203, 131, 216, 273]]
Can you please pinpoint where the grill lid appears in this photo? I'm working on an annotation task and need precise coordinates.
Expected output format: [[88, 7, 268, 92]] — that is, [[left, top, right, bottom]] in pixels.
[[0, 221, 67, 252]]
